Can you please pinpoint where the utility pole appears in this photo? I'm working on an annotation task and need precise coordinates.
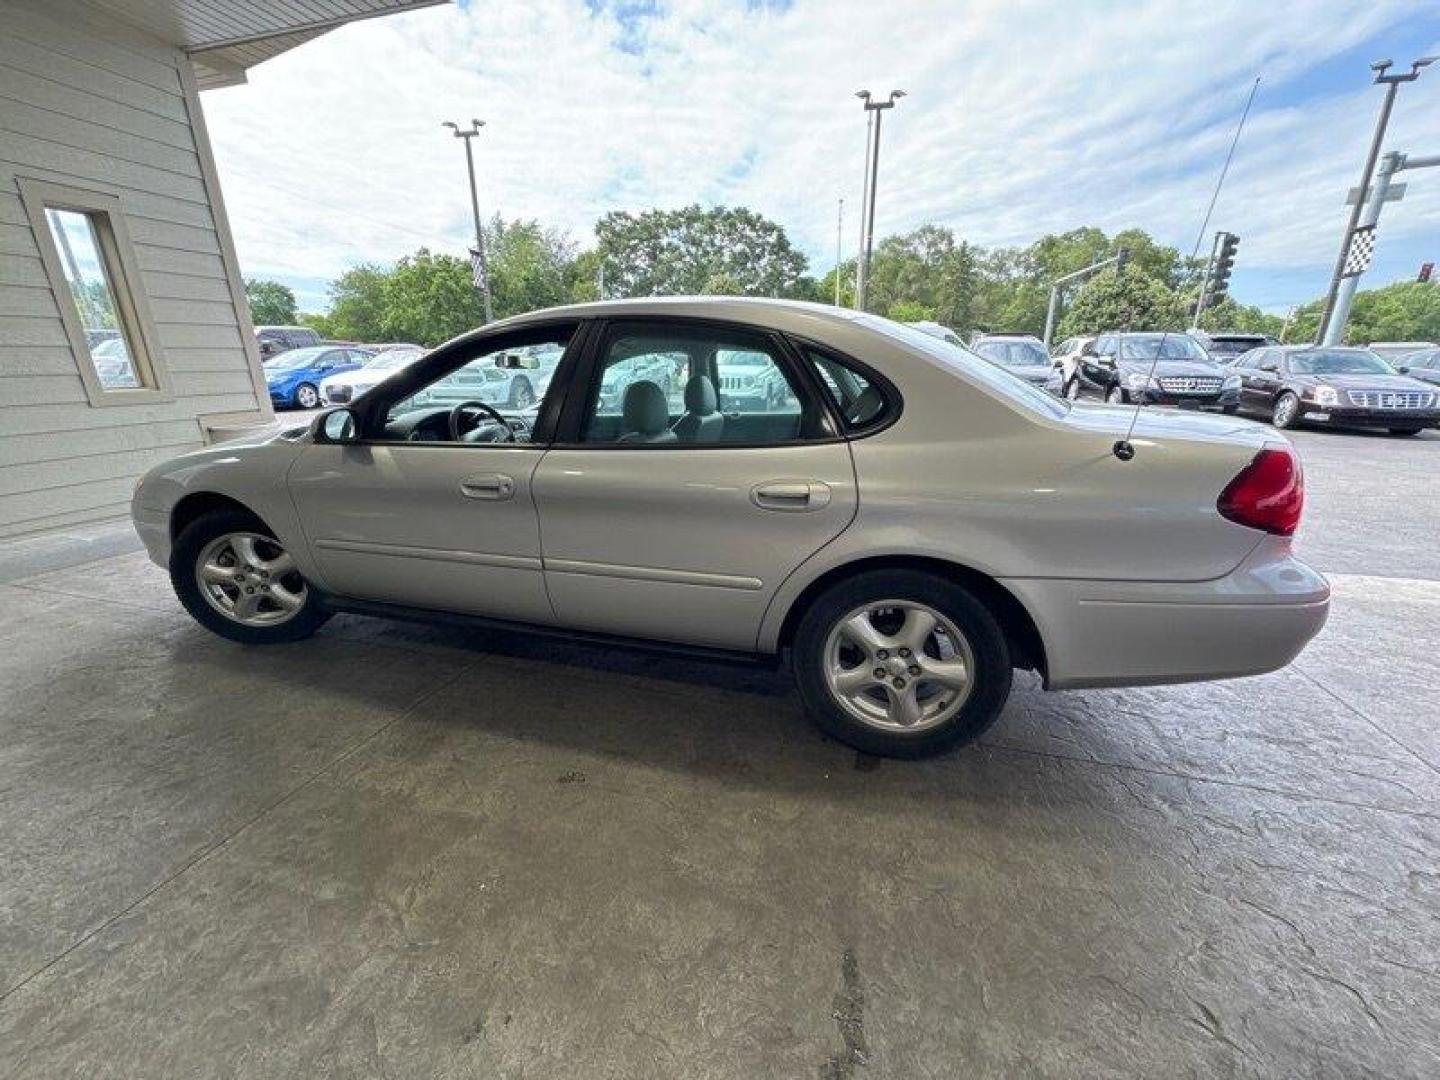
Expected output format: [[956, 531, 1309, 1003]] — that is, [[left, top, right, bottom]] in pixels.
[[853, 89, 905, 312], [1315, 57, 1434, 343], [1322, 150, 1440, 345], [442, 119, 494, 323], [834, 197, 844, 306]]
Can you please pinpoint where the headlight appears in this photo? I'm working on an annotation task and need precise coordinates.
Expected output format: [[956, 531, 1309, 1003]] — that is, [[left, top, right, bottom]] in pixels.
[[1314, 385, 1339, 406], [1223, 374, 1241, 390]]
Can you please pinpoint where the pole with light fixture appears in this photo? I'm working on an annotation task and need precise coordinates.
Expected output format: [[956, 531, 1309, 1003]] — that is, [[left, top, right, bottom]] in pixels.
[[442, 118, 494, 323], [1314, 57, 1434, 344], [853, 89, 905, 312]]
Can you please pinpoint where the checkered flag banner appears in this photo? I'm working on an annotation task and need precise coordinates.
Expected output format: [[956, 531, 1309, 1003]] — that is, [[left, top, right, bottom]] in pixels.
[[469, 247, 488, 290], [1342, 225, 1376, 277]]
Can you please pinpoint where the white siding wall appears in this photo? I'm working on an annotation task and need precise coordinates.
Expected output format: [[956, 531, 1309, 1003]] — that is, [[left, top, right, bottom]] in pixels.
[[0, 0, 269, 538]]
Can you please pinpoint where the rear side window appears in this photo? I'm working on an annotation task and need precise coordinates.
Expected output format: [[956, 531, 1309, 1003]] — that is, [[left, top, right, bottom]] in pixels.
[[802, 347, 892, 432]]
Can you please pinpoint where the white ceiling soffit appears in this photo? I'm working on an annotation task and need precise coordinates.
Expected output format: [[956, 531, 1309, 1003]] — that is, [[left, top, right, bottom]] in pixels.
[[90, 1, 449, 89]]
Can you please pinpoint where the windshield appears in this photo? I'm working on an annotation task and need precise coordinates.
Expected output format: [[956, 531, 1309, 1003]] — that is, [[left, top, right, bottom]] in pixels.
[[975, 340, 1049, 367], [1206, 339, 1262, 357], [268, 347, 328, 371], [1288, 349, 1394, 375], [863, 316, 1068, 418], [1117, 335, 1210, 362]]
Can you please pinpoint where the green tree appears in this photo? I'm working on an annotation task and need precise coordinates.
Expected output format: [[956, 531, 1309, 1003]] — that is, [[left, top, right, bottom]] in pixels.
[[865, 225, 981, 330], [377, 249, 485, 346], [593, 205, 809, 297], [323, 264, 390, 342], [245, 278, 298, 324], [886, 298, 937, 322], [1056, 268, 1183, 337], [1345, 280, 1440, 343], [487, 216, 578, 319]]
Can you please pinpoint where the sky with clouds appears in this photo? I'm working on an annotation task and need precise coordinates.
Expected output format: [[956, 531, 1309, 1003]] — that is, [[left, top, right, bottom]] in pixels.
[[201, 0, 1440, 316]]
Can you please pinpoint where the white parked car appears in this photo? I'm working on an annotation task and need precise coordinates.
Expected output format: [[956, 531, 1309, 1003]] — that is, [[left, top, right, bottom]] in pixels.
[[320, 346, 425, 405], [132, 298, 1329, 758]]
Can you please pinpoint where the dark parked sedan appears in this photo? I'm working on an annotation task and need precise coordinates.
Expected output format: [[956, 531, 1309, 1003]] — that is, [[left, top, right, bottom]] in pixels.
[[1045, 331, 1240, 412], [970, 334, 1054, 386], [1398, 347, 1440, 387], [1229, 345, 1440, 434]]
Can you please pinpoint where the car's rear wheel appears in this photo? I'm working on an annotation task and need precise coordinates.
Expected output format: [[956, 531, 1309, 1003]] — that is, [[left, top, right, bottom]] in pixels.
[[1389, 427, 1422, 436], [792, 570, 1012, 758], [1271, 391, 1300, 429], [170, 508, 331, 644], [295, 383, 319, 409], [1106, 385, 1126, 404]]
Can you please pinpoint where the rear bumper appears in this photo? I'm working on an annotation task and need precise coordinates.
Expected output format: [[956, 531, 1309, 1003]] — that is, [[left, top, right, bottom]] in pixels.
[[1001, 538, 1330, 690]]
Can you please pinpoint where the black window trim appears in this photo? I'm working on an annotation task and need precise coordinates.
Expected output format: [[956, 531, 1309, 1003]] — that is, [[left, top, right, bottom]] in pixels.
[[782, 332, 903, 440], [548, 315, 844, 450], [339, 318, 587, 448]]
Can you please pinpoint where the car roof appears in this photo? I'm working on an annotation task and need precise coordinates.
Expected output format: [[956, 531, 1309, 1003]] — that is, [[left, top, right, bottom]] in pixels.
[[481, 296, 883, 339]]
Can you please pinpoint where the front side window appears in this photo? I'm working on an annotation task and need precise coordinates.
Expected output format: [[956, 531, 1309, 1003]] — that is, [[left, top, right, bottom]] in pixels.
[[1288, 349, 1393, 376], [580, 324, 824, 445], [384, 333, 571, 443]]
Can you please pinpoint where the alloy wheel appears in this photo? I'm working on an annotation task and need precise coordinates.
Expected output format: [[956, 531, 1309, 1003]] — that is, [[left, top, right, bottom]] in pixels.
[[195, 532, 307, 627], [822, 600, 975, 733], [1273, 394, 1297, 427], [296, 384, 319, 409]]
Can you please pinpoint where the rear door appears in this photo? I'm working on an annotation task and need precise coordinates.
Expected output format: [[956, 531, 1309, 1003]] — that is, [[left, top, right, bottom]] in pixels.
[[532, 318, 857, 651]]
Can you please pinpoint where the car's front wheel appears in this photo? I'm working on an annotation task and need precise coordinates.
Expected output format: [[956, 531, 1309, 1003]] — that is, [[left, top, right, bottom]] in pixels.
[[170, 508, 331, 644], [295, 383, 320, 409], [792, 570, 1012, 758], [1106, 385, 1126, 404], [1271, 391, 1300, 429]]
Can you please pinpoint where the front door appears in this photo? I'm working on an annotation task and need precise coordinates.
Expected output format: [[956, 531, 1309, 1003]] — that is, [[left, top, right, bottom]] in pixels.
[[532, 319, 858, 651], [286, 328, 576, 624]]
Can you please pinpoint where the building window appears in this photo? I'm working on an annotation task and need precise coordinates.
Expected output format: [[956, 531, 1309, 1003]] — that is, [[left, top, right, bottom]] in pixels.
[[17, 178, 170, 406]]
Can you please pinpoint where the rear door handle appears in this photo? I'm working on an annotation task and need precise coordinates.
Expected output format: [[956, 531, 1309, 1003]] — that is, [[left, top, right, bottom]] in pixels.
[[459, 473, 515, 501], [751, 480, 831, 512]]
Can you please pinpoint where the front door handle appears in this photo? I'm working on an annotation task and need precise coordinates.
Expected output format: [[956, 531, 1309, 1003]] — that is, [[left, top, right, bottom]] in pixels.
[[459, 473, 515, 501], [751, 480, 831, 512]]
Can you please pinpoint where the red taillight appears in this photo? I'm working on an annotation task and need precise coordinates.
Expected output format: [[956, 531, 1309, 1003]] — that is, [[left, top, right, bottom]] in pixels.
[[1218, 447, 1304, 536]]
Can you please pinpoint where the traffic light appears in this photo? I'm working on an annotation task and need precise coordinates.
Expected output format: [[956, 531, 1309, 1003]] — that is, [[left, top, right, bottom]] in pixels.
[[1115, 246, 1131, 275], [1422, 262, 1434, 283], [1209, 232, 1240, 306]]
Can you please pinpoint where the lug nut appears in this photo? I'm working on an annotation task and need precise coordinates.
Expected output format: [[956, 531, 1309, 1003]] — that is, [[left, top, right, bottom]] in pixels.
[[876, 649, 888, 660], [898, 647, 911, 658], [892, 677, 905, 689], [873, 668, 886, 679], [908, 665, 921, 676], [244, 587, 255, 594]]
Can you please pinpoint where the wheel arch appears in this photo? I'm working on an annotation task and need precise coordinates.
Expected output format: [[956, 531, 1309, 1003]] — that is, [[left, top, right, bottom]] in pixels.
[[169, 490, 265, 542], [773, 554, 1048, 681]]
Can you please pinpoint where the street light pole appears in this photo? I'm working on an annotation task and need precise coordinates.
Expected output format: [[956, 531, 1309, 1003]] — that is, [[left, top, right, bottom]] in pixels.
[[1314, 57, 1434, 344], [442, 118, 494, 324], [853, 89, 905, 312], [834, 197, 844, 306]]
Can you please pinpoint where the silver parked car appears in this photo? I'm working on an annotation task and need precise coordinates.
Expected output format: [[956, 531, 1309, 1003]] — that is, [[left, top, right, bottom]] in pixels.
[[132, 299, 1329, 758]]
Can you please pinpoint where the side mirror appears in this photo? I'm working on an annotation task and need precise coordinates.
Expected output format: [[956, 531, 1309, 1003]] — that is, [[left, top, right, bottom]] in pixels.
[[1397, 365, 1411, 374], [314, 408, 357, 444]]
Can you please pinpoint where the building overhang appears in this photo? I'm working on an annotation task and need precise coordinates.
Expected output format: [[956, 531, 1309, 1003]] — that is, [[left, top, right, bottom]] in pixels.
[[89, 0, 449, 89]]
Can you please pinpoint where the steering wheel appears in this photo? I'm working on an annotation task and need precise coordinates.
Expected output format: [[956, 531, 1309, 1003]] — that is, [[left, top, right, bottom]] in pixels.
[[448, 400, 515, 443]]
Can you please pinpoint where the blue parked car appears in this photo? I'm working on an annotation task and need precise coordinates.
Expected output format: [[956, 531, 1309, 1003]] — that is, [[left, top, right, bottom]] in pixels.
[[264, 346, 373, 409]]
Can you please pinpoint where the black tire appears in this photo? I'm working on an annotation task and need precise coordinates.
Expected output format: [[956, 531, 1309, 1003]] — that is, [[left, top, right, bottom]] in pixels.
[[1389, 427, 1422, 436], [508, 378, 534, 409], [295, 383, 320, 409], [1222, 404, 1239, 415], [1271, 391, 1300, 429], [170, 508, 331, 644], [1106, 385, 1126, 405], [791, 569, 1012, 758]]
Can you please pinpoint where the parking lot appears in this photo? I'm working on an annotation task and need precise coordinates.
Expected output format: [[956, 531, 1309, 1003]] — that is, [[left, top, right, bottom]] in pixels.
[[1, 425, 1437, 1078]]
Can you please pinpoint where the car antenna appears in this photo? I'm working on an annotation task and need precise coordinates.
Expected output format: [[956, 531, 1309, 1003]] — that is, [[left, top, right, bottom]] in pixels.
[[1113, 75, 1261, 462]]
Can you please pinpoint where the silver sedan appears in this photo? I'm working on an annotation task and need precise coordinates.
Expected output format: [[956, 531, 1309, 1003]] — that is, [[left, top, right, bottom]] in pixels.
[[132, 298, 1329, 758]]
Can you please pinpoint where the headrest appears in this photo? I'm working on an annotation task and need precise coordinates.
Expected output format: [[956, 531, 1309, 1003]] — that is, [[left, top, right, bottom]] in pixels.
[[684, 375, 718, 414], [621, 380, 670, 434]]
